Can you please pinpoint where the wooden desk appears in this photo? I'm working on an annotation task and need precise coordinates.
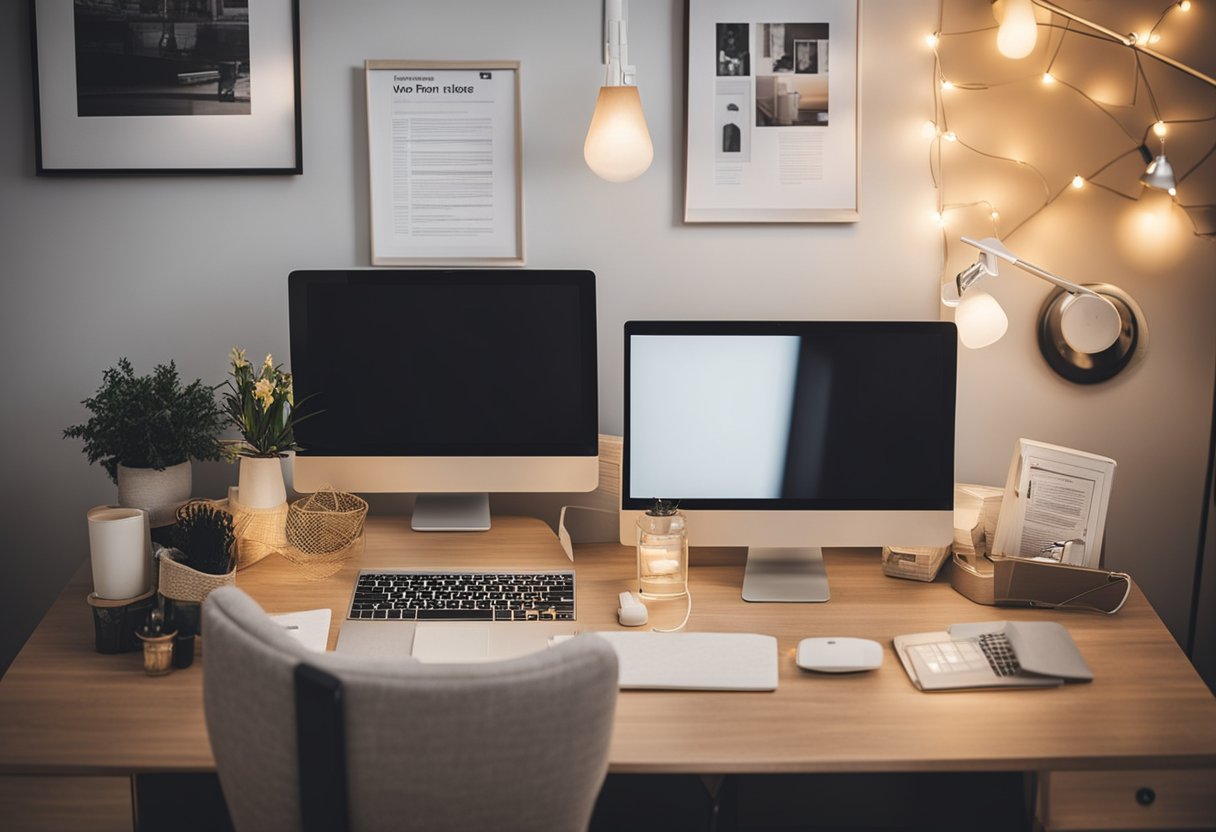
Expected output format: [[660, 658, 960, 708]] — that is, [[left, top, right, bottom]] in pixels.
[[2, 516, 1214, 828]]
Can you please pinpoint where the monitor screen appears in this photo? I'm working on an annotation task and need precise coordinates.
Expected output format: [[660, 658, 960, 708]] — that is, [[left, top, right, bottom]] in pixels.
[[621, 321, 957, 601], [288, 270, 599, 528]]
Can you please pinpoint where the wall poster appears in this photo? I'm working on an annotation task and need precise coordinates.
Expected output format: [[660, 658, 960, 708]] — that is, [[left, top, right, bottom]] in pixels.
[[685, 0, 860, 223], [365, 60, 524, 266], [31, 0, 302, 175]]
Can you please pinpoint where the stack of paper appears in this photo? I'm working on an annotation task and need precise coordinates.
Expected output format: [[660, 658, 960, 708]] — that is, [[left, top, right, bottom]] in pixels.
[[953, 483, 1003, 560]]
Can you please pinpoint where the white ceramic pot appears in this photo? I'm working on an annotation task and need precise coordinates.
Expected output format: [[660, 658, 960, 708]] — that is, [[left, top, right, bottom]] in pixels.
[[117, 461, 192, 528], [237, 456, 287, 509], [87, 505, 153, 600]]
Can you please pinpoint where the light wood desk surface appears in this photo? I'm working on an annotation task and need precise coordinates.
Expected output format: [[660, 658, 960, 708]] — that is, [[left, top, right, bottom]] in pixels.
[[1, 515, 1215, 777]]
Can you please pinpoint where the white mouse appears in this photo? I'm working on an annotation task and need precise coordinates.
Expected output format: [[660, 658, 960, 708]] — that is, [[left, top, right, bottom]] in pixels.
[[617, 592, 649, 627], [796, 637, 883, 673]]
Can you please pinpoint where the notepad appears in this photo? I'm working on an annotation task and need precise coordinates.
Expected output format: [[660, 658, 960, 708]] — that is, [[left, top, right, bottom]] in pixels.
[[590, 632, 779, 691], [269, 609, 332, 652]]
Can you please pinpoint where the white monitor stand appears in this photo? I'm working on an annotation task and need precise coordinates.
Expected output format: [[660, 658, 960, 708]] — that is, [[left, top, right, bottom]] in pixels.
[[411, 493, 491, 532], [741, 547, 829, 602]]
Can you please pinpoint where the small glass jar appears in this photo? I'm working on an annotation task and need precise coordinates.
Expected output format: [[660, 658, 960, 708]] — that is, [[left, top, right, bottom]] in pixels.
[[636, 500, 689, 600]]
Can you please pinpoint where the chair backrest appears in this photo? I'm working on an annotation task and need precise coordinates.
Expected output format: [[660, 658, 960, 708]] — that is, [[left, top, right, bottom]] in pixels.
[[203, 586, 619, 832]]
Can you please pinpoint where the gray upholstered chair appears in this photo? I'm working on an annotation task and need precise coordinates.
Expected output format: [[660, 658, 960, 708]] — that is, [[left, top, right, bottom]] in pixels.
[[202, 586, 619, 832]]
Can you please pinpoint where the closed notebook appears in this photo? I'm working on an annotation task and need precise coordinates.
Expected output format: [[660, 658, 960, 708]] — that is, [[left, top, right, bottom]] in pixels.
[[893, 621, 1092, 691], [589, 632, 779, 691]]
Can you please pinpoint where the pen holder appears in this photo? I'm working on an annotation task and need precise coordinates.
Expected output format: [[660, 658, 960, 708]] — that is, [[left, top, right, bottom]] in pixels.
[[636, 500, 688, 600], [137, 630, 177, 676]]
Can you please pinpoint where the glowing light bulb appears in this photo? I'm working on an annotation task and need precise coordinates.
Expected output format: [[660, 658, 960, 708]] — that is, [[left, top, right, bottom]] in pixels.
[[584, 86, 654, 182], [941, 80, 954, 91], [922, 120, 937, 138], [1042, 72, 1056, 84], [991, 210, 1000, 221], [925, 33, 939, 48], [995, 0, 1038, 59], [1131, 32, 1149, 46], [943, 131, 958, 142], [931, 210, 944, 226], [1072, 175, 1085, 189], [1180, 1, 1192, 11], [1150, 33, 1161, 44], [1153, 120, 1167, 137], [1168, 186, 1177, 196]]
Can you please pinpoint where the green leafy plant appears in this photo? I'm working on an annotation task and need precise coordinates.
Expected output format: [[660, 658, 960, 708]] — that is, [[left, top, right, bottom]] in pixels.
[[64, 358, 224, 483], [221, 347, 316, 458], [171, 502, 236, 575]]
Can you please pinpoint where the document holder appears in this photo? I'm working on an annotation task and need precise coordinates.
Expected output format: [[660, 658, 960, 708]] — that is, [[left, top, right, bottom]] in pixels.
[[950, 554, 1130, 614]]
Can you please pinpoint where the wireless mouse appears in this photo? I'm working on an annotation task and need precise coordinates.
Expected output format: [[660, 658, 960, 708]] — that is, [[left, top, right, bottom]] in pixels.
[[796, 637, 884, 673]]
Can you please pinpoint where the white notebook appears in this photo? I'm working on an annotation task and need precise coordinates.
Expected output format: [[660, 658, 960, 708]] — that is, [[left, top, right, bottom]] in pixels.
[[590, 632, 778, 691]]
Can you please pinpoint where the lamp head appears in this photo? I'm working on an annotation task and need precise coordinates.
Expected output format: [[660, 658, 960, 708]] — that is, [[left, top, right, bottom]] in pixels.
[[1140, 153, 1177, 193]]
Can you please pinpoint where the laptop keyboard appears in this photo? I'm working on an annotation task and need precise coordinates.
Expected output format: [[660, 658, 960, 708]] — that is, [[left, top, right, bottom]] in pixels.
[[348, 570, 576, 621]]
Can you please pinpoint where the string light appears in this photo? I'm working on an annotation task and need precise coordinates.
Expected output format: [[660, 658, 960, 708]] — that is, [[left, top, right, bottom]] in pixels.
[[927, 0, 1213, 254], [925, 33, 939, 48]]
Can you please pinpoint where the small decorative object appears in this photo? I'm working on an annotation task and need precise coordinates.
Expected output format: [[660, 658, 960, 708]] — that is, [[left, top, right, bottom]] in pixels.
[[222, 348, 316, 510], [136, 607, 177, 677], [30, 0, 302, 175], [881, 544, 950, 583], [636, 499, 689, 600], [64, 358, 224, 527], [159, 502, 237, 604], [87, 588, 155, 654], [282, 488, 368, 578]]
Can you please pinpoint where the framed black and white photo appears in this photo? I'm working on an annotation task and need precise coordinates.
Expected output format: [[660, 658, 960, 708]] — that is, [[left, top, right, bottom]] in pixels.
[[685, 0, 859, 223], [31, 0, 302, 175], [365, 60, 524, 266]]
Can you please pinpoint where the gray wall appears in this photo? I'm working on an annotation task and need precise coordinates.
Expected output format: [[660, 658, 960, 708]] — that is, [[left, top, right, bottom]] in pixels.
[[2, 0, 1212, 679]]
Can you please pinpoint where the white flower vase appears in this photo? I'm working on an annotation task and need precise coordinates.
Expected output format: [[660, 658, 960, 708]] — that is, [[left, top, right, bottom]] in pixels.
[[117, 462, 192, 528], [237, 456, 287, 509]]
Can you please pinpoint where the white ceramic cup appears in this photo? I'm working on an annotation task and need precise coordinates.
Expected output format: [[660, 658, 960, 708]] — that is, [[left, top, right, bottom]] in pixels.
[[87, 506, 153, 600]]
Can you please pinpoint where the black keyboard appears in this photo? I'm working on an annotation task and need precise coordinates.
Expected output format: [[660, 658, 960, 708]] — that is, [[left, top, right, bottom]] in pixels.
[[347, 570, 576, 621]]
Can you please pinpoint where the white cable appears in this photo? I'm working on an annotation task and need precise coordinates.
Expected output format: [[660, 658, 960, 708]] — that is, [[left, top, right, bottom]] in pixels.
[[652, 585, 692, 633]]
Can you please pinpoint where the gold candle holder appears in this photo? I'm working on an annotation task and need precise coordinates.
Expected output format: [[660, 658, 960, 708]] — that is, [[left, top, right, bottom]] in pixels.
[[136, 630, 176, 676]]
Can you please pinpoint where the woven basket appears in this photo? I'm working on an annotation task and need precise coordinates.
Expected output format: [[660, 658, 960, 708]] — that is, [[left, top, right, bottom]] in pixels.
[[158, 551, 235, 603], [286, 488, 368, 554]]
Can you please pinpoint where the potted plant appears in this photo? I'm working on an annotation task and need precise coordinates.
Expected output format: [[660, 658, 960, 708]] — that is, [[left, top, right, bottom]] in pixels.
[[221, 348, 315, 509], [65, 358, 224, 527]]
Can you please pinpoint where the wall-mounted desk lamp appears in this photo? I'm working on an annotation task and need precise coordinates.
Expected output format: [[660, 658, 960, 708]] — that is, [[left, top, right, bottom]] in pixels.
[[584, 0, 653, 182], [943, 236, 1147, 383]]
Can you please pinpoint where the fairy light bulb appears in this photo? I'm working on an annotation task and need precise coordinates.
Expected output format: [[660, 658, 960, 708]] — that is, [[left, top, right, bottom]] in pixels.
[[931, 210, 944, 226], [943, 131, 958, 142], [922, 120, 938, 138], [1072, 175, 1085, 189], [1179, 1, 1192, 11], [1153, 120, 1167, 137], [990, 210, 1000, 221], [1149, 33, 1161, 44], [995, 0, 1038, 59], [941, 80, 954, 91], [1168, 186, 1177, 196], [1042, 72, 1056, 84], [925, 33, 939, 48]]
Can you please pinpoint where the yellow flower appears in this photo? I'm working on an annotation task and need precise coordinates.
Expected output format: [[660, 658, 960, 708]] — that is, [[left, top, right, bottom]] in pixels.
[[229, 346, 248, 369], [263, 353, 274, 371], [254, 378, 275, 411]]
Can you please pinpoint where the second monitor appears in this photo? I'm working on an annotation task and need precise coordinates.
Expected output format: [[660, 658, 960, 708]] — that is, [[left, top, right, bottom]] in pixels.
[[288, 269, 600, 531], [621, 321, 957, 602]]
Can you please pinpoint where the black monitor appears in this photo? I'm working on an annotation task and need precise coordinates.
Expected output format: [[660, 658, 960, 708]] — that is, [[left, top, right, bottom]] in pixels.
[[288, 269, 599, 531], [621, 320, 957, 601]]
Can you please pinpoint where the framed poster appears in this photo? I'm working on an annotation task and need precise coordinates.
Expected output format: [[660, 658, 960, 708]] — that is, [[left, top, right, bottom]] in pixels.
[[365, 60, 524, 266], [30, 0, 302, 175], [685, 0, 860, 223]]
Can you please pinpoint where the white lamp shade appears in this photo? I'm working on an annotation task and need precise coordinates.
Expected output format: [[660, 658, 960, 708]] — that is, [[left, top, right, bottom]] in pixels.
[[995, 0, 1037, 59], [955, 291, 1009, 349], [1059, 293, 1121, 353], [584, 86, 654, 182], [1140, 154, 1177, 192]]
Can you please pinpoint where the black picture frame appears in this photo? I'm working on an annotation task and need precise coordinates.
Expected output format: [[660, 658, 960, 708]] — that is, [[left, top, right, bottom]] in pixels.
[[30, 0, 302, 176]]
